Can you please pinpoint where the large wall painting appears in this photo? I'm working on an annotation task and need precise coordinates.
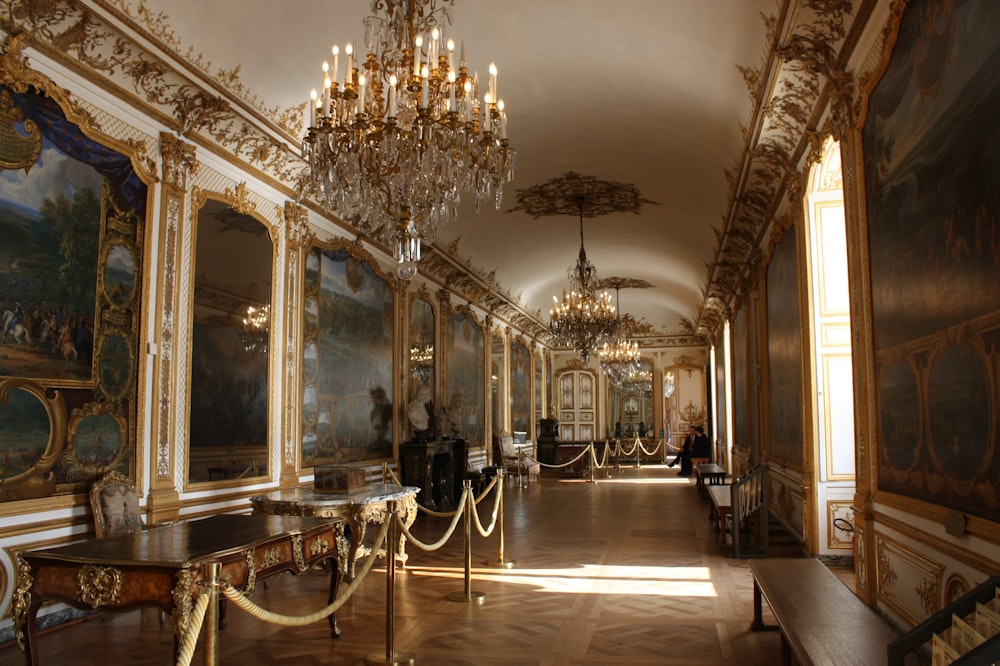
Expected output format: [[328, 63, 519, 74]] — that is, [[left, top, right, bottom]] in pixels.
[[0, 81, 145, 499], [731, 302, 750, 455], [301, 242, 394, 466], [510, 339, 530, 434], [863, 0, 1000, 521], [445, 308, 485, 446], [765, 227, 804, 467]]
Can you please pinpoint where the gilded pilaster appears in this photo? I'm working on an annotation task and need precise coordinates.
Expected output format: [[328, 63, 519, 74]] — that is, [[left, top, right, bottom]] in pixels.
[[280, 201, 313, 488], [147, 133, 197, 522]]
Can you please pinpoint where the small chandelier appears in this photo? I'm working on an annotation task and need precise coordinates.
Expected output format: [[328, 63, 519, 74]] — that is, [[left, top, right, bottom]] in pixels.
[[598, 280, 643, 387], [624, 365, 653, 394], [509, 172, 657, 363], [302, 0, 516, 280], [240, 304, 270, 353]]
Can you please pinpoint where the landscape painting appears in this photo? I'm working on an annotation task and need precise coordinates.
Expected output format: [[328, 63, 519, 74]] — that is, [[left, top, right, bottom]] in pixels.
[[0, 132, 103, 384], [301, 243, 395, 465]]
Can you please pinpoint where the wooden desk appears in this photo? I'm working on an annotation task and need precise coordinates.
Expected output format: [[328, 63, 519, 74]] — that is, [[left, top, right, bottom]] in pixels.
[[749, 558, 899, 665], [250, 483, 419, 578], [13, 514, 345, 664]]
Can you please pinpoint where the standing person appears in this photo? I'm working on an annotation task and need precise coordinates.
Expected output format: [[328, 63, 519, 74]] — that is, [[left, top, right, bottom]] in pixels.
[[669, 425, 698, 475]]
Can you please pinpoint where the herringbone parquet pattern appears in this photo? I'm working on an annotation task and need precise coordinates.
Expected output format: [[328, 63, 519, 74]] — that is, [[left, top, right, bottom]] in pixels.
[[0, 465, 849, 665]]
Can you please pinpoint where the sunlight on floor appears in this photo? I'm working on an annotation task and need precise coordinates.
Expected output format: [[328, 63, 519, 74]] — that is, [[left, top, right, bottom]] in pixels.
[[404, 564, 718, 596]]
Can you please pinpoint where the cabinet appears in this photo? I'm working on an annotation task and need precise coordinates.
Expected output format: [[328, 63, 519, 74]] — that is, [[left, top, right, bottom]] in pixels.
[[400, 439, 467, 509]]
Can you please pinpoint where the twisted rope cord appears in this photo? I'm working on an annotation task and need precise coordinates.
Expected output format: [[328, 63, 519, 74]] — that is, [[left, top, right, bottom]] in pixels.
[[590, 442, 614, 469], [470, 481, 502, 537], [616, 440, 638, 456], [174, 589, 211, 666], [638, 439, 661, 456], [395, 486, 469, 551], [525, 445, 591, 469], [218, 517, 391, 627], [474, 475, 498, 503]]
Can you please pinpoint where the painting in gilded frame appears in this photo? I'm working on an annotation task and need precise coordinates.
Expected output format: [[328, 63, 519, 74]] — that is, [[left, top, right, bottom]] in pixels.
[[765, 227, 804, 467], [510, 340, 530, 434], [445, 308, 485, 446], [301, 242, 395, 466], [0, 82, 145, 500], [863, 0, 1000, 521]]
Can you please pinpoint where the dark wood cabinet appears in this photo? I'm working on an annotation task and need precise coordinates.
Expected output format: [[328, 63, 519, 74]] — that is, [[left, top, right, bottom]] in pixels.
[[400, 439, 467, 509]]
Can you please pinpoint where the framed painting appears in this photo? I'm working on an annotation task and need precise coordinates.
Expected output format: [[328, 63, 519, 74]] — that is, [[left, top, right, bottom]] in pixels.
[[510, 339, 530, 434], [765, 226, 804, 467], [444, 307, 485, 446], [862, 0, 1000, 521], [0, 82, 145, 499], [301, 241, 395, 466]]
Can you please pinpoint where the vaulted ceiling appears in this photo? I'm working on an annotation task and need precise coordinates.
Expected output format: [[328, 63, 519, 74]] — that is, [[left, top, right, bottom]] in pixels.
[[129, 0, 861, 345]]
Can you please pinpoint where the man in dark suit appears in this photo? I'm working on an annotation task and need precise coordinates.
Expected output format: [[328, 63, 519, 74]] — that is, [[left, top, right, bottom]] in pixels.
[[669, 425, 698, 475]]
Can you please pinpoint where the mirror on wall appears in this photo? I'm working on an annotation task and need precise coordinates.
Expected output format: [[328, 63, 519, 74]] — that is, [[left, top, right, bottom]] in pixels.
[[407, 297, 435, 440], [187, 198, 272, 484], [608, 358, 653, 438], [662, 361, 707, 442]]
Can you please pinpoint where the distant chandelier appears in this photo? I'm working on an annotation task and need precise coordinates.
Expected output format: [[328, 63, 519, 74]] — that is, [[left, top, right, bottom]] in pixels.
[[302, 0, 516, 280], [240, 304, 270, 353], [598, 280, 642, 387], [409, 340, 434, 384], [509, 172, 657, 363], [624, 366, 653, 394]]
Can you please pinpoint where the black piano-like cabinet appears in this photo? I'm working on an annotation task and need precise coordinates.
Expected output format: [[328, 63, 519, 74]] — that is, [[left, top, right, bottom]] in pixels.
[[400, 439, 468, 509]]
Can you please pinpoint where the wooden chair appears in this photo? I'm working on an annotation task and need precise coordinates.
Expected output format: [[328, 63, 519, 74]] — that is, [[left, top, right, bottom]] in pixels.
[[89, 470, 145, 538]]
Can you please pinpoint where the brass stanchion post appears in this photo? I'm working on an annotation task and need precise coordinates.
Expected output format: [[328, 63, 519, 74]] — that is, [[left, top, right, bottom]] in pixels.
[[485, 469, 515, 568], [365, 501, 415, 666], [588, 444, 596, 484], [447, 482, 486, 604], [204, 561, 220, 666]]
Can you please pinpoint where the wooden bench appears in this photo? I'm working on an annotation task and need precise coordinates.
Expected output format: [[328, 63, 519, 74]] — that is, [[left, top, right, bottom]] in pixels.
[[749, 558, 899, 666], [707, 484, 731, 547], [695, 462, 727, 495]]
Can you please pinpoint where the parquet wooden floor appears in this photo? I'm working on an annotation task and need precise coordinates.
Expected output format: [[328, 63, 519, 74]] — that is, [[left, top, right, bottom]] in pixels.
[[0, 465, 853, 665]]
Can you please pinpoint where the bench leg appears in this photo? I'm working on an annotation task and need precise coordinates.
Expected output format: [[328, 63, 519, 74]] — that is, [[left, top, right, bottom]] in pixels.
[[751, 581, 766, 631], [780, 632, 792, 666]]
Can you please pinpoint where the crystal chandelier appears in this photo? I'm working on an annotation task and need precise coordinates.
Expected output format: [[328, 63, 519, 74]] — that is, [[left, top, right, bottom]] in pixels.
[[598, 282, 640, 387], [302, 0, 516, 280], [240, 304, 270, 353], [509, 172, 657, 363], [624, 366, 653, 394], [409, 340, 434, 384]]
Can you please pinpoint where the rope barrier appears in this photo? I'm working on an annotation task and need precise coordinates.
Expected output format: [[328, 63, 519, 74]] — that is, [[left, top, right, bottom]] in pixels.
[[469, 478, 502, 538], [217, 517, 391, 627], [395, 486, 470, 551], [174, 589, 211, 666], [521, 445, 591, 469]]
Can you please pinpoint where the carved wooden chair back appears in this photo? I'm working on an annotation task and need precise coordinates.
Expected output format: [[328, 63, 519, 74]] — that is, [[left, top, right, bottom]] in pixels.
[[90, 471, 144, 538]]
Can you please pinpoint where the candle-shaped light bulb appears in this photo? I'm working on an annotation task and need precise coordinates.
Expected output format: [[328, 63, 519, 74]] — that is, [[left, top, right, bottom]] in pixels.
[[421, 64, 429, 107], [447, 38, 455, 73], [331, 45, 339, 86], [309, 88, 318, 126], [388, 74, 398, 118], [448, 71, 457, 111], [431, 27, 440, 68], [489, 62, 498, 102], [358, 74, 367, 114], [322, 73, 331, 116], [498, 98, 507, 138], [463, 79, 472, 122], [413, 34, 423, 76], [345, 42, 354, 85]]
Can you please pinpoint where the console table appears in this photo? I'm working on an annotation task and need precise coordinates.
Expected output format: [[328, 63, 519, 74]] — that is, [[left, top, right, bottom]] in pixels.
[[13, 514, 344, 664], [250, 483, 419, 579]]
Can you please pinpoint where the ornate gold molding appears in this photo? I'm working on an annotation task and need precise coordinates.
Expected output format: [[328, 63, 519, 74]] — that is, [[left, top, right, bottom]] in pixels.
[[77, 564, 123, 608]]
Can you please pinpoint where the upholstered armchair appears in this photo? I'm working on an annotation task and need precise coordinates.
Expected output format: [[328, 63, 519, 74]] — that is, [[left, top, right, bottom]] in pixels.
[[89, 471, 144, 538], [495, 432, 541, 486]]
